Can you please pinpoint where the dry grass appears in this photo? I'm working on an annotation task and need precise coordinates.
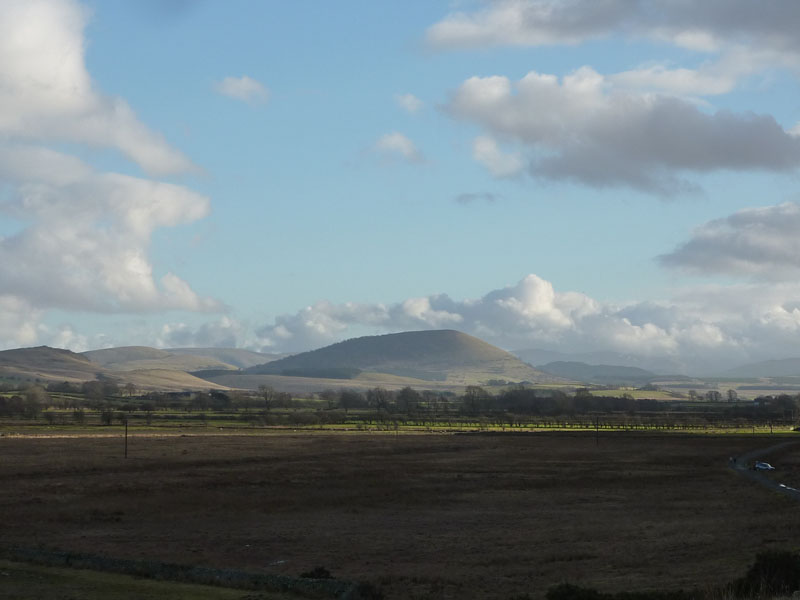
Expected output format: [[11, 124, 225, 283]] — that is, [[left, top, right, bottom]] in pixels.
[[2, 431, 799, 599]]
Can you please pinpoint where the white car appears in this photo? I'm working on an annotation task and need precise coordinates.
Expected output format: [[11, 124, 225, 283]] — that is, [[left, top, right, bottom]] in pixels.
[[754, 461, 776, 471]]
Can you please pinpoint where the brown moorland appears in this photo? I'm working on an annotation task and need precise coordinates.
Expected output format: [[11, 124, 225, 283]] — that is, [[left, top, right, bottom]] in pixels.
[[2, 431, 800, 599]]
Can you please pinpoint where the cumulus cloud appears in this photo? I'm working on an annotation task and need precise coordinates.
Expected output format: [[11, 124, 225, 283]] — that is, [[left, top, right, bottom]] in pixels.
[[0, 146, 219, 313], [0, 0, 220, 348], [253, 274, 741, 366], [255, 273, 800, 372], [214, 75, 270, 105], [659, 202, 800, 278], [429, 1, 800, 113], [0, 0, 194, 176], [374, 132, 424, 163], [446, 67, 800, 194], [472, 136, 524, 178], [158, 316, 244, 348], [395, 93, 423, 113]]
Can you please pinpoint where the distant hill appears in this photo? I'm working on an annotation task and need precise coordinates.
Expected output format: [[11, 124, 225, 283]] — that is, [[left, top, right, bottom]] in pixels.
[[246, 330, 553, 385], [83, 346, 282, 373], [167, 347, 284, 369], [0, 346, 105, 383], [83, 346, 238, 372], [513, 348, 694, 375], [725, 358, 800, 378], [537, 361, 657, 385], [0, 345, 231, 391]]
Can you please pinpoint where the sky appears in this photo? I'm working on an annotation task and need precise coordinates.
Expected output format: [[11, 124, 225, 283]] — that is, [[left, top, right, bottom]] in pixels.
[[2, 0, 800, 372]]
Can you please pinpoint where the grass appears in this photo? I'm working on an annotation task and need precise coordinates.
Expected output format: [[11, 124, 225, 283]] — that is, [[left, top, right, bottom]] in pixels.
[[3, 431, 800, 599], [0, 558, 290, 599]]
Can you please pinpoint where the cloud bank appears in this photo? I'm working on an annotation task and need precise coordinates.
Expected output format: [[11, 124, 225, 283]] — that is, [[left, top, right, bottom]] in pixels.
[[251, 273, 800, 372]]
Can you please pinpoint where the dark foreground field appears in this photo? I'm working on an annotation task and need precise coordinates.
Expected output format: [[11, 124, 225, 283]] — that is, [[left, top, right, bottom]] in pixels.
[[2, 431, 800, 599]]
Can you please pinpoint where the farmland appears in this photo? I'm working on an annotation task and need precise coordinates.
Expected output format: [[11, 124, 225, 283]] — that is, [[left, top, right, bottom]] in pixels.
[[3, 430, 800, 599]]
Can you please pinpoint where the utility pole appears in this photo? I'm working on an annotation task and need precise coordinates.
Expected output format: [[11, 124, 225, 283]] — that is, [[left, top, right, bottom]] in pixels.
[[124, 418, 128, 459]]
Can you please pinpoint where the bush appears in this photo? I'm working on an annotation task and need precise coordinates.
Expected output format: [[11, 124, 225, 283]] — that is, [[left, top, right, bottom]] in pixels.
[[733, 549, 800, 597], [300, 566, 332, 579]]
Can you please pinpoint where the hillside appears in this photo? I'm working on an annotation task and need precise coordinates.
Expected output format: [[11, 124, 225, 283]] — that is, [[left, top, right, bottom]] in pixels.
[[538, 361, 657, 385], [0, 346, 109, 383], [167, 347, 284, 369], [83, 346, 282, 373], [245, 330, 553, 385], [513, 348, 692, 375]]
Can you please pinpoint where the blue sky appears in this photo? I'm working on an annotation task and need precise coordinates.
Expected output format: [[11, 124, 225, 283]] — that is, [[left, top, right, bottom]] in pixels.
[[3, 0, 800, 372]]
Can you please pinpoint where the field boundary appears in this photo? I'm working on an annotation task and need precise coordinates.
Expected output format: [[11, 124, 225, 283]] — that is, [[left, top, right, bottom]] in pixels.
[[0, 546, 367, 599]]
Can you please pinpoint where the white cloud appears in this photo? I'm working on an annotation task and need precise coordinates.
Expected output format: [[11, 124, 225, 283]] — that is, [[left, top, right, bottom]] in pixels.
[[214, 75, 270, 105], [472, 135, 524, 177], [0, 1, 220, 349], [0, 0, 194, 176], [0, 146, 219, 313], [660, 202, 800, 278], [251, 272, 800, 372], [446, 67, 800, 195], [428, 1, 800, 108], [374, 132, 424, 163], [158, 316, 244, 349], [253, 274, 700, 360], [395, 93, 423, 113], [0, 296, 41, 349]]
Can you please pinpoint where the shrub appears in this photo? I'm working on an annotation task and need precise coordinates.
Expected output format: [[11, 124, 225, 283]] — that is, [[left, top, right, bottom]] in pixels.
[[733, 549, 800, 597], [300, 566, 332, 579]]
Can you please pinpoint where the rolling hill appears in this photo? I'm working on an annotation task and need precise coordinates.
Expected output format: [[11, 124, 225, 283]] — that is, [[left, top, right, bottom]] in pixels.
[[0, 345, 229, 391], [82, 346, 282, 373], [167, 347, 284, 369], [0, 346, 106, 383], [244, 330, 554, 386]]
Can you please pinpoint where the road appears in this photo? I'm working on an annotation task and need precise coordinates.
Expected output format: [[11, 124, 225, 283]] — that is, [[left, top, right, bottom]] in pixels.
[[730, 441, 800, 501]]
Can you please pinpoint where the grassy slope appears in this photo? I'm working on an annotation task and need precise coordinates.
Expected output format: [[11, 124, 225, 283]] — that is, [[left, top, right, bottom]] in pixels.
[[122, 369, 229, 391], [246, 330, 552, 385], [0, 346, 108, 383], [83, 346, 240, 372], [168, 347, 285, 369]]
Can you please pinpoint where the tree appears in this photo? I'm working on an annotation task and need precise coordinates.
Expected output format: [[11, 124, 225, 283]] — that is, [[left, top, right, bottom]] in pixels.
[[259, 385, 277, 411], [319, 389, 338, 410], [367, 388, 391, 413], [727, 388, 738, 403], [396, 387, 421, 417], [339, 390, 365, 413], [705, 390, 722, 402], [23, 385, 49, 419], [463, 386, 490, 415], [125, 382, 136, 397]]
